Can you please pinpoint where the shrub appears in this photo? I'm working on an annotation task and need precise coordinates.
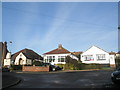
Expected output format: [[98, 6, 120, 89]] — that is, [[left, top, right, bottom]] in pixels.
[[55, 64, 64, 69], [24, 65, 32, 66], [80, 63, 109, 70], [115, 59, 120, 69], [32, 61, 43, 66], [65, 56, 81, 70], [11, 65, 22, 70]]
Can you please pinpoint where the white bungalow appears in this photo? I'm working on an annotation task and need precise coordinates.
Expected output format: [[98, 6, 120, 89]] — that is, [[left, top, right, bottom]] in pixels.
[[12, 48, 43, 65], [43, 44, 78, 65], [81, 46, 116, 67]]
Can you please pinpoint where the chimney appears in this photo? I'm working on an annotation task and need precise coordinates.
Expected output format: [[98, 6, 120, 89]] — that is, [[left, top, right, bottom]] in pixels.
[[4, 41, 7, 47], [58, 44, 62, 49]]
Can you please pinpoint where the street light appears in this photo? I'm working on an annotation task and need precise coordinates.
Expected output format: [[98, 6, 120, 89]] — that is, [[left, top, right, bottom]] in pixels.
[[118, 26, 120, 29]]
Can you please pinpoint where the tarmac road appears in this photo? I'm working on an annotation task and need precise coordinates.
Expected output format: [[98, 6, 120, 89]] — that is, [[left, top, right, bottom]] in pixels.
[[9, 70, 116, 88]]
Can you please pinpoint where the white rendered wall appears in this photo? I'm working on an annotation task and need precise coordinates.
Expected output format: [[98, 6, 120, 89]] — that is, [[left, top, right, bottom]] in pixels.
[[4, 52, 11, 66], [81, 46, 110, 64], [44, 53, 78, 65], [26, 59, 32, 65], [109, 55, 115, 65], [6, 52, 11, 59], [4, 59, 11, 66], [14, 52, 27, 65]]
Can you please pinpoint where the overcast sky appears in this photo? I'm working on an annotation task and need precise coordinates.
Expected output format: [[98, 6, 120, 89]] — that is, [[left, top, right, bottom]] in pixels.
[[2, 2, 118, 55]]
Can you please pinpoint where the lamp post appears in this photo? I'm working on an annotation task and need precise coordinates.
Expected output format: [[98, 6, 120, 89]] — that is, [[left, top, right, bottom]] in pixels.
[[9, 41, 12, 67]]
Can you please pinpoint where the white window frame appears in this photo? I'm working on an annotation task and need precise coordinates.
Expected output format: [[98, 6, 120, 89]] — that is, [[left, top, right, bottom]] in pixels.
[[58, 56, 65, 62], [96, 54, 106, 60], [84, 55, 94, 61]]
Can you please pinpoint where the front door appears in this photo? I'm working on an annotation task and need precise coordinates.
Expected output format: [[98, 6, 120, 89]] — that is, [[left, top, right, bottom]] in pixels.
[[19, 58, 23, 65]]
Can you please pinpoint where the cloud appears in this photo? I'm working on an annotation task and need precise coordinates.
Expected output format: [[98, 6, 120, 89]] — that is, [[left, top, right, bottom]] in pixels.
[[3, 3, 117, 54], [36, 4, 77, 48]]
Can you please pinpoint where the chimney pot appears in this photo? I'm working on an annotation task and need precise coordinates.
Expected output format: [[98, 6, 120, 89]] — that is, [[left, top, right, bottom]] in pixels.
[[58, 44, 62, 49]]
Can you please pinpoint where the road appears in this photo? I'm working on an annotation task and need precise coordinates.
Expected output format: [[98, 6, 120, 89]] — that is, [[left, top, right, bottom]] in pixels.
[[9, 70, 117, 88]]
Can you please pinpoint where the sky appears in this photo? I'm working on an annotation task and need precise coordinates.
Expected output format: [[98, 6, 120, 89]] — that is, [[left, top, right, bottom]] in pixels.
[[2, 2, 118, 55]]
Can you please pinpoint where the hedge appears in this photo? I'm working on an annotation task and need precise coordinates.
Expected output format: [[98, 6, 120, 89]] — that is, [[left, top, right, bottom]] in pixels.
[[11, 65, 22, 70]]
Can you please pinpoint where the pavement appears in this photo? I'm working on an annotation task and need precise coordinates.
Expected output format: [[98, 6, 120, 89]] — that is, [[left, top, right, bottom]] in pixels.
[[2, 72, 21, 89], [15, 69, 114, 74]]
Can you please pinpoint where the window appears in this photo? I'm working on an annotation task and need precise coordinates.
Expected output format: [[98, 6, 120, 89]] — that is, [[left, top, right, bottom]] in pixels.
[[46, 56, 55, 62], [49, 56, 52, 62], [84, 55, 94, 61], [61, 56, 65, 62], [96, 54, 106, 60], [47, 56, 49, 62], [58, 56, 61, 62], [58, 56, 65, 62], [53, 56, 55, 62]]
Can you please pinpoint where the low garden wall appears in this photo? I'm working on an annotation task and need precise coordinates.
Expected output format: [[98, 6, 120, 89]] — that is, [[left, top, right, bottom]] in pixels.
[[22, 65, 49, 72]]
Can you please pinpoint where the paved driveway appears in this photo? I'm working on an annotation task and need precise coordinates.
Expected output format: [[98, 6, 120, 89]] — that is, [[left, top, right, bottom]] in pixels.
[[10, 70, 114, 88]]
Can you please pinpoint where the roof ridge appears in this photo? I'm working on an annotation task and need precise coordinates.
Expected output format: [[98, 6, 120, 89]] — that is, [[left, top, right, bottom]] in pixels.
[[12, 48, 43, 60], [43, 45, 71, 55]]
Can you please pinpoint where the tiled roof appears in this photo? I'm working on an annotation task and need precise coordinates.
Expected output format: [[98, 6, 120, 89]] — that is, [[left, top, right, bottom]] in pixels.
[[117, 51, 120, 54], [12, 48, 43, 60], [71, 52, 83, 56], [109, 52, 116, 55], [44, 44, 71, 54]]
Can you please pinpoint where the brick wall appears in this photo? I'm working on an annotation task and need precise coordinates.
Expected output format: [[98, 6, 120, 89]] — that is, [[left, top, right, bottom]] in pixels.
[[110, 64, 116, 68], [22, 66, 49, 72]]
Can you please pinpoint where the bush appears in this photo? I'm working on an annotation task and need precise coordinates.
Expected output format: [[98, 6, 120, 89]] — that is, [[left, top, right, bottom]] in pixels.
[[80, 63, 110, 70], [11, 65, 22, 70], [32, 61, 43, 66], [24, 65, 32, 66], [115, 59, 120, 69], [55, 64, 64, 69], [64, 56, 110, 70], [65, 56, 81, 70]]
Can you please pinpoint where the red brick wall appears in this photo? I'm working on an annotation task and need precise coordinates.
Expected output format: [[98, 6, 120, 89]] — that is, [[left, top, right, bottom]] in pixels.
[[22, 66, 49, 72], [110, 64, 116, 68]]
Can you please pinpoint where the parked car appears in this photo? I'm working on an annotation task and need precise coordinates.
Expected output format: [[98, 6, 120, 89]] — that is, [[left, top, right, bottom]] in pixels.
[[2, 67, 10, 72], [111, 67, 120, 84], [49, 65, 62, 71]]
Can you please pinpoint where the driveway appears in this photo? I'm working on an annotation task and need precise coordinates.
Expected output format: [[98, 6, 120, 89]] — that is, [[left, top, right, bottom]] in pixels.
[[9, 70, 115, 88]]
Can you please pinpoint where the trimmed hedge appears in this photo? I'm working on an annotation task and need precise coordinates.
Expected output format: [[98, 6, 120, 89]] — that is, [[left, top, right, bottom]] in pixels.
[[115, 59, 120, 69], [55, 64, 64, 68], [79, 63, 110, 70], [32, 61, 44, 66], [64, 63, 110, 70], [11, 65, 22, 70]]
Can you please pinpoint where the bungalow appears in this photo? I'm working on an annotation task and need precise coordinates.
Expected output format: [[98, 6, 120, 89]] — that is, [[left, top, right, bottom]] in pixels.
[[12, 48, 43, 65], [43, 44, 78, 65], [81, 45, 116, 67]]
